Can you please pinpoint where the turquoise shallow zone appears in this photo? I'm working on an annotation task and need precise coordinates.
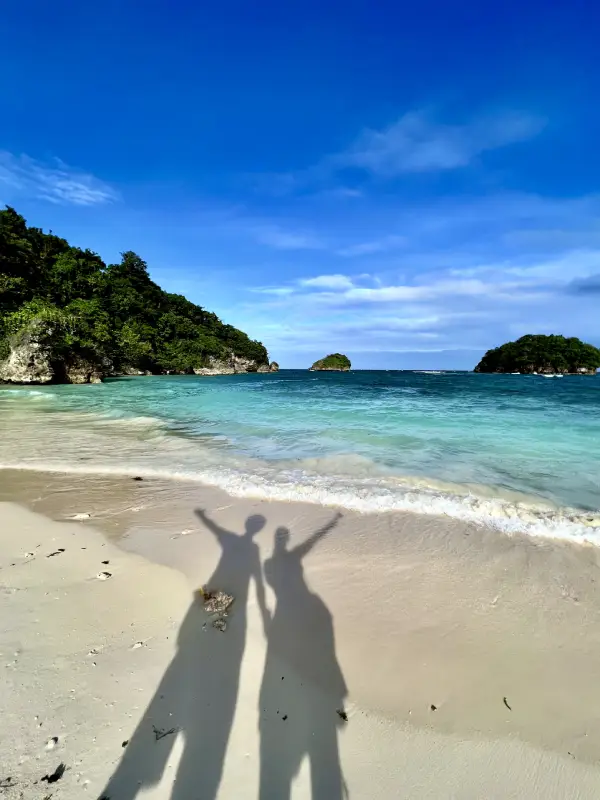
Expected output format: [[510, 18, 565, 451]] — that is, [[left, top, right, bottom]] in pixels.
[[0, 371, 599, 540]]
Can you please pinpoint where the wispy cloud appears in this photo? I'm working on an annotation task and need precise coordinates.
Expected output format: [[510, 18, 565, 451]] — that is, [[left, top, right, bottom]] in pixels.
[[334, 110, 545, 178], [249, 286, 296, 296], [251, 224, 324, 250], [250, 109, 546, 198], [336, 235, 407, 257], [0, 152, 118, 206], [276, 274, 547, 306], [299, 274, 355, 290], [235, 234, 600, 366]]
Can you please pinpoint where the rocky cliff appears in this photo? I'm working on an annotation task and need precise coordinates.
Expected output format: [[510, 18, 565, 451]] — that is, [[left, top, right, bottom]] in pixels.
[[0, 322, 106, 385], [0, 331, 278, 384], [193, 354, 279, 376]]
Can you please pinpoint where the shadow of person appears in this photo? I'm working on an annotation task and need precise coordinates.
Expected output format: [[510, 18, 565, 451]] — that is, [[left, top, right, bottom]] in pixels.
[[258, 512, 347, 800], [98, 510, 269, 800]]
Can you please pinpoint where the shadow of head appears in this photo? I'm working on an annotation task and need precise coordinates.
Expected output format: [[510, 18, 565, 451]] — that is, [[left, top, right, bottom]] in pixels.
[[245, 514, 266, 537], [274, 526, 290, 550]]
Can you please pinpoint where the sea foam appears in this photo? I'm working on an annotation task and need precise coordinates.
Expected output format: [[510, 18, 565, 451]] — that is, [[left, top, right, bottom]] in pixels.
[[2, 457, 599, 545]]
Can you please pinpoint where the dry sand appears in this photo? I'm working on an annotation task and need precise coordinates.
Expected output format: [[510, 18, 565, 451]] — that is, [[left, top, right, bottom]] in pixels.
[[2, 470, 600, 798]]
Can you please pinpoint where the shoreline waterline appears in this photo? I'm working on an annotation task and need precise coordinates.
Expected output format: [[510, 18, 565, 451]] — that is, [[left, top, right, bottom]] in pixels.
[[1, 370, 598, 544], [2, 459, 600, 545]]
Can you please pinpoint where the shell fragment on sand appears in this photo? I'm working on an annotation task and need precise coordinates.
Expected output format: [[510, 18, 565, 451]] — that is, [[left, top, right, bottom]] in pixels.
[[199, 587, 234, 632], [200, 587, 234, 615]]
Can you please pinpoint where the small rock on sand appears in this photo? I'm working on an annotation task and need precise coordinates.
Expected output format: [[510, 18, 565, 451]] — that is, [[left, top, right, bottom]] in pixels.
[[96, 572, 112, 581]]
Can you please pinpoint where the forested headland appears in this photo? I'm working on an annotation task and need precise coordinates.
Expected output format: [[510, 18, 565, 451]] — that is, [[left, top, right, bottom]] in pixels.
[[0, 207, 270, 381]]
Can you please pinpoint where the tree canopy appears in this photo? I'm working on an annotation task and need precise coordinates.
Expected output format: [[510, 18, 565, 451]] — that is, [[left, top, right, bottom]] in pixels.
[[310, 353, 351, 371], [474, 335, 600, 374], [0, 207, 268, 373]]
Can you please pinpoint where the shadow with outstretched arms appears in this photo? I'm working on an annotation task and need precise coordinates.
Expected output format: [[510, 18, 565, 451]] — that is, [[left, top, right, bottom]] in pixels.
[[258, 511, 348, 799], [98, 509, 269, 800]]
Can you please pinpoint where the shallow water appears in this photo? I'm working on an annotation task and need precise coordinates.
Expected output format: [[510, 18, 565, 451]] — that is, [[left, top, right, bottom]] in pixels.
[[1, 371, 599, 541]]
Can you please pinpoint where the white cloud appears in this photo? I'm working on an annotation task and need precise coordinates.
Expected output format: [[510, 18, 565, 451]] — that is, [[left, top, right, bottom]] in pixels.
[[334, 110, 545, 178], [329, 277, 537, 304], [0, 152, 118, 206], [249, 286, 296, 296], [299, 274, 355, 290]]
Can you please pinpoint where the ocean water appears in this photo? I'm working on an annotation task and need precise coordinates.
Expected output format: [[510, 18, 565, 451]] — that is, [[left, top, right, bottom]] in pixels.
[[0, 371, 599, 542]]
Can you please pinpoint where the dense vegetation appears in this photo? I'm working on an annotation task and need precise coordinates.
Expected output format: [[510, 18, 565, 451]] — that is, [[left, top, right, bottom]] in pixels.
[[0, 207, 268, 373], [475, 335, 600, 374], [310, 353, 351, 371]]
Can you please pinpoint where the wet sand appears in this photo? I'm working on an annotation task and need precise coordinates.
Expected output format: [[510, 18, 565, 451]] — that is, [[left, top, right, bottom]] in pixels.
[[2, 469, 600, 798]]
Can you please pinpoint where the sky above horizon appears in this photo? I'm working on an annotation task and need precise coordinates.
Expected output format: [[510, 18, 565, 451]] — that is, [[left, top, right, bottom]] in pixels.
[[1, 0, 599, 369]]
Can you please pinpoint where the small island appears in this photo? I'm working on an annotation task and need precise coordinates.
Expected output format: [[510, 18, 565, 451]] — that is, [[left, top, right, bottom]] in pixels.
[[474, 335, 600, 374], [309, 353, 351, 371]]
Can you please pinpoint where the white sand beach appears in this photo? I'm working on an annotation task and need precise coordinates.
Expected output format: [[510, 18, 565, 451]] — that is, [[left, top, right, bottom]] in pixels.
[[2, 472, 600, 798]]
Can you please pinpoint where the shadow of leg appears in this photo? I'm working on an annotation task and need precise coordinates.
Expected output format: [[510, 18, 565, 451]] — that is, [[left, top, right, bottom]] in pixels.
[[309, 722, 343, 800]]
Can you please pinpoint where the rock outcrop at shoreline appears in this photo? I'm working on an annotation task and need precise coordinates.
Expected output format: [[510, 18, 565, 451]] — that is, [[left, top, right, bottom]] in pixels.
[[0, 333, 279, 383], [0, 321, 105, 385], [193, 354, 279, 375], [309, 353, 351, 371]]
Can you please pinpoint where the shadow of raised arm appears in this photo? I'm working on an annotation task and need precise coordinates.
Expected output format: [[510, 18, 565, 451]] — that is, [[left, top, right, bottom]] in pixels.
[[253, 551, 271, 636], [293, 511, 343, 561], [196, 508, 230, 544]]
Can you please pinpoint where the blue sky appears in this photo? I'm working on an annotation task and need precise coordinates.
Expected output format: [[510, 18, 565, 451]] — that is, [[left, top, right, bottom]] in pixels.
[[1, 0, 599, 368]]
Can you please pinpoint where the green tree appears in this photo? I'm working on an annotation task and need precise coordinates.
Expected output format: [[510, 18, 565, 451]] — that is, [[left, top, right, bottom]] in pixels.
[[475, 335, 600, 373], [0, 207, 271, 377]]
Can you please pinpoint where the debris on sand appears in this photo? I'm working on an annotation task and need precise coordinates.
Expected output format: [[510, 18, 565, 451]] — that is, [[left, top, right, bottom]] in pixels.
[[41, 763, 66, 783], [46, 549, 65, 558], [503, 696, 512, 711], [200, 587, 234, 615], [336, 709, 348, 722], [199, 587, 234, 632], [70, 513, 91, 520], [45, 736, 59, 750], [133, 476, 144, 481], [96, 572, 112, 581], [430, 704, 437, 712], [152, 725, 176, 741]]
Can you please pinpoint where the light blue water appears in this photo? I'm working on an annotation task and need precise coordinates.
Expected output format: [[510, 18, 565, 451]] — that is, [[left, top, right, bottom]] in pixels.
[[1, 371, 599, 540]]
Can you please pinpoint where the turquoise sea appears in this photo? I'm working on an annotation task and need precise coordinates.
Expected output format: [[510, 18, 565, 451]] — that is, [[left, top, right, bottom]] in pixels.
[[1, 371, 599, 541]]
